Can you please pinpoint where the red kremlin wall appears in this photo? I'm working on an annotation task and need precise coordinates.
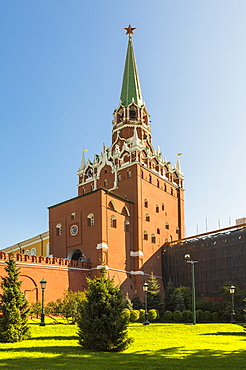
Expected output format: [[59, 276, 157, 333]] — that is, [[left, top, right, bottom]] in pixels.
[[0, 252, 92, 303]]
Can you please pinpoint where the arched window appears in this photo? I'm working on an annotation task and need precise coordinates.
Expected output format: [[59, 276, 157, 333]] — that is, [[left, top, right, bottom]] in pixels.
[[30, 248, 36, 256], [71, 212, 76, 220], [24, 250, 30, 255], [122, 206, 130, 216], [87, 213, 94, 226], [146, 213, 150, 222], [149, 175, 152, 183], [104, 180, 108, 187], [164, 184, 167, 192], [151, 234, 156, 243], [124, 220, 130, 232], [56, 223, 62, 236], [156, 204, 159, 213], [162, 203, 164, 211], [127, 170, 132, 178], [108, 201, 117, 211], [144, 199, 148, 208], [110, 215, 117, 228], [165, 222, 169, 230], [157, 228, 160, 235], [143, 231, 148, 241]]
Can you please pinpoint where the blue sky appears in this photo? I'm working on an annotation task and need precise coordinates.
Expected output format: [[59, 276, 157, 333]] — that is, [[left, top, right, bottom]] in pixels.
[[1, 1, 246, 248]]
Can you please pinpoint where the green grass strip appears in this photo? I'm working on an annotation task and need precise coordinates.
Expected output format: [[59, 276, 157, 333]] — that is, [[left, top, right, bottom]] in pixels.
[[0, 323, 245, 369]]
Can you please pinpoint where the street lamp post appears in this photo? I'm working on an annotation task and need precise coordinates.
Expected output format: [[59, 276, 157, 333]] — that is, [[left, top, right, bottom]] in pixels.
[[230, 285, 236, 324], [40, 278, 47, 327], [185, 254, 198, 325], [143, 282, 149, 325]]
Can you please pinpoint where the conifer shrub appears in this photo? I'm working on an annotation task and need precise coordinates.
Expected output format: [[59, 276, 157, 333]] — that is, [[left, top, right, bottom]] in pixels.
[[182, 310, 192, 323], [0, 254, 31, 343], [130, 309, 140, 322], [173, 310, 182, 323], [196, 309, 203, 322], [212, 311, 219, 322], [77, 271, 132, 352], [203, 310, 212, 322], [163, 310, 173, 322], [148, 309, 158, 322], [139, 309, 145, 322]]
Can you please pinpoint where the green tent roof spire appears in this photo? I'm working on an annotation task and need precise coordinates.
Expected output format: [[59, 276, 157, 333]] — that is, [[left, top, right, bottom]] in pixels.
[[120, 27, 143, 107]]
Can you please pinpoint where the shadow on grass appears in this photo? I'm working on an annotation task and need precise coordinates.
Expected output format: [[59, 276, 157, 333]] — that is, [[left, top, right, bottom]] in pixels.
[[0, 344, 246, 370], [27, 336, 79, 341], [202, 332, 246, 337]]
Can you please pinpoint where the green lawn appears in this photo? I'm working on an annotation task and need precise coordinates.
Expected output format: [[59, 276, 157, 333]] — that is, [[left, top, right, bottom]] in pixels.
[[0, 321, 245, 370]]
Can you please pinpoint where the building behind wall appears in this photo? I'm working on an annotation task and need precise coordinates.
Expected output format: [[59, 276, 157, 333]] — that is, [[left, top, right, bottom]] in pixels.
[[49, 26, 185, 298], [162, 225, 246, 297]]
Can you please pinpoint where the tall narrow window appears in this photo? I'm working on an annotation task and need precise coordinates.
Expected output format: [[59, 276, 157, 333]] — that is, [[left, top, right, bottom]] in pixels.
[[124, 220, 130, 232], [56, 223, 62, 236], [151, 234, 156, 243], [149, 175, 152, 183], [71, 212, 76, 220], [110, 215, 117, 228], [157, 228, 160, 235], [162, 203, 164, 211], [129, 109, 136, 119], [144, 199, 148, 208], [127, 170, 131, 178], [146, 213, 150, 222], [143, 231, 148, 241], [156, 204, 159, 213], [157, 179, 159, 188], [165, 222, 169, 230], [87, 213, 94, 226]]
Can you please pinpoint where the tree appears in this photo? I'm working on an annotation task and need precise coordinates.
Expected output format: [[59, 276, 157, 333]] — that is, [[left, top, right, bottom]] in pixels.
[[175, 290, 186, 312], [0, 254, 31, 342], [123, 292, 133, 310], [164, 279, 175, 311], [171, 286, 191, 311], [131, 291, 143, 310], [147, 274, 164, 313], [77, 270, 133, 351]]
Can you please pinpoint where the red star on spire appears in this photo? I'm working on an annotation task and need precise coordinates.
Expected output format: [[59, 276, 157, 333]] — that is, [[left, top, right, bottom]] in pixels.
[[124, 25, 136, 35]]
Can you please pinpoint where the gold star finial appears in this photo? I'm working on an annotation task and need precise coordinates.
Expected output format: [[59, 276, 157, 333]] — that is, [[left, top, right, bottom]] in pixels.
[[124, 24, 136, 35]]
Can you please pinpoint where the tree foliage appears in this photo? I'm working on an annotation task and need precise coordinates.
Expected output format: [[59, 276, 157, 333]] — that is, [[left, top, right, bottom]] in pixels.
[[77, 271, 133, 351], [131, 292, 143, 310], [147, 274, 164, 312], [0, 254, 31, 342]]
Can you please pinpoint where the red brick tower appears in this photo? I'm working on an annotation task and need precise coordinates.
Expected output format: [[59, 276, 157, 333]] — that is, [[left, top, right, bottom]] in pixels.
[[49, 26, 185, 297]]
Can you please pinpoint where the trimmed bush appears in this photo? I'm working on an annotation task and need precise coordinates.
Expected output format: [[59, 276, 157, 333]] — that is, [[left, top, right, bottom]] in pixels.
[[122, 308, 131, 322], [211, 312, 219, 322], [203, 310, 212, 322], [173, 310, 182, 323], [139, 309, 145, 322], [163, 310, 173, 322], [196, 309, 203, 322], [148, 309, 158, 322], [182, 310, 192, 323], [130, 310, 140, 322]]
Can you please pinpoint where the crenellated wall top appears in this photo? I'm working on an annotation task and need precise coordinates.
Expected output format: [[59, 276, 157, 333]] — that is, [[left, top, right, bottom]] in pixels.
[[0, 252, 91, 269]]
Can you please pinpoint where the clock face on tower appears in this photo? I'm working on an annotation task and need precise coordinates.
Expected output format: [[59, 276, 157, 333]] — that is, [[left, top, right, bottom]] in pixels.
[[70, 225, 78, 236]]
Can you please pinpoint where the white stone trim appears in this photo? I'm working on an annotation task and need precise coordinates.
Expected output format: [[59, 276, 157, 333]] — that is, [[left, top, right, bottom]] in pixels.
[[96, 265, 109, 270], [96, 243, 108, 250], [130, 251, 144, 257]]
